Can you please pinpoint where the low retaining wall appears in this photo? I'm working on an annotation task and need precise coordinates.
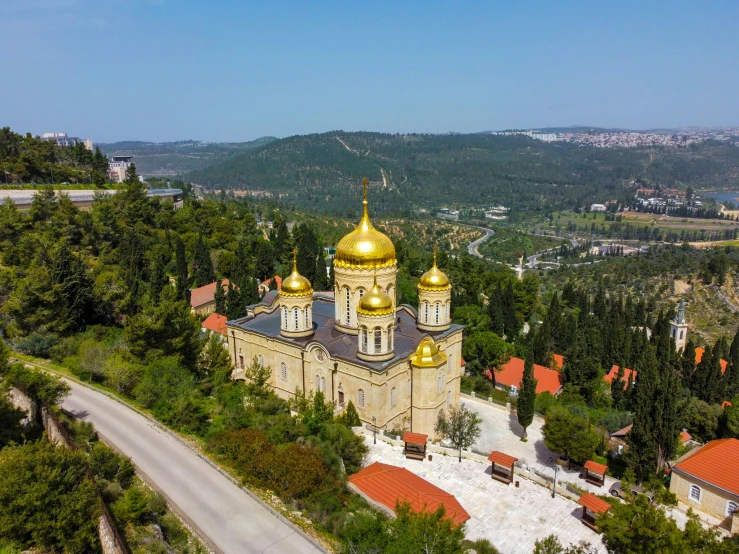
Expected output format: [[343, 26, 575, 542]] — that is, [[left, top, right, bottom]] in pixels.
[[8, 386, 37, 425]]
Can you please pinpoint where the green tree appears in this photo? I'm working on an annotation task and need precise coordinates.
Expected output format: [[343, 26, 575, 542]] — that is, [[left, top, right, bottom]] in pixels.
[[192, 233, 215, 286], [386, 502, 466, 554], [542, 406, 596, 465], [517, 352, 537, 440], [336, 400, 361, 427], [0, 441, 101, 554], [214, 278, 226, 314], [254, 240, 275, 281], [435, 404, 482, 461], [463, 331, 512, 374], [173, 234, 190, 302]]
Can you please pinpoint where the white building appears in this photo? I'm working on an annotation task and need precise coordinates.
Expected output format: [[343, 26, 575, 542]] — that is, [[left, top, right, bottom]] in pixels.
[[108, 156, 133, 183], [590, 203, 607, 212], [40, 132, 92, 149]]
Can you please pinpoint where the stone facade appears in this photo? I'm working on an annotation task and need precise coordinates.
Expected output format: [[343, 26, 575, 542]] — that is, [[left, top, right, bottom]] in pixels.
[[670, 470, 739, 531], [334, 264, 397, 334], [417, 287, 452, 332]]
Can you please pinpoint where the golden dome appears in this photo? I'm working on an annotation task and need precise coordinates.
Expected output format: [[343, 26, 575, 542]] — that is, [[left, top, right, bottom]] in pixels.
[[357, 275, 394, 316], [411, 337, 448, 368], [418, 247, 450, 291], [280, 249, 313, 297], [334, 179, 396, 269]]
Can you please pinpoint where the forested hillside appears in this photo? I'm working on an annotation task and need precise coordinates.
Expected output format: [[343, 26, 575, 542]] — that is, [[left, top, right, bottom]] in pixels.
[[98, 137, 277, 177], [186, 132, 739, 216]]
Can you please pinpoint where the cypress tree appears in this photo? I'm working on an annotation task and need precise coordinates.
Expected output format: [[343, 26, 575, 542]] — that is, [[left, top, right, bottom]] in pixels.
[[192, 233, 214, 286], [611, 364, 625, 407], [502, 282, 519, 338], [626, 344, 659, 483], [149, 252, 169, 303], [725, 330, 739, 399], [517, 352, 537, 440], [174, 234, 190, 302], [487, 288, 505, 336], [214, 279, 226, 314], [225, 282, 241, 320]]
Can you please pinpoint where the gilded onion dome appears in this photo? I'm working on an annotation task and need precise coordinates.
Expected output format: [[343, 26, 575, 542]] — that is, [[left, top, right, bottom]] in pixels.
[[358, 275, 394, 316], [334, 178, 396, 269], [410, 337, 448, 367], [281, 249, 313, 297], [418, 247, 450, 291]]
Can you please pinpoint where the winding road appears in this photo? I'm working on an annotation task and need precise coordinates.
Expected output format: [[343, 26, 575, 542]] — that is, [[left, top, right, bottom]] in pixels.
[[60, 379, 324, 554], [467, 227, 495, 257]]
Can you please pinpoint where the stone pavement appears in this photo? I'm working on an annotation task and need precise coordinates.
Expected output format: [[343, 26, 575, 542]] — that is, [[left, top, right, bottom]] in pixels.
[[363, 436, 606, 554], [461, 398, 619, 495]]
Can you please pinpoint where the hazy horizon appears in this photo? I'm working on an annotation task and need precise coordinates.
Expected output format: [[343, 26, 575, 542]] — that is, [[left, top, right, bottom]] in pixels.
[[3, 1, 738, 143]]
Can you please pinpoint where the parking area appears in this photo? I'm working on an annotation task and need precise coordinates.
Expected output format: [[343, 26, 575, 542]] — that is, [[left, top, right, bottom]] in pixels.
[[362, 436, 606, 554]]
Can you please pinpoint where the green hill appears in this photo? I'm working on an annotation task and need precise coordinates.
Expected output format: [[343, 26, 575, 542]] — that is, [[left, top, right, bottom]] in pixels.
[[184, 131, 739, 216], [98, 137, 277, 177]]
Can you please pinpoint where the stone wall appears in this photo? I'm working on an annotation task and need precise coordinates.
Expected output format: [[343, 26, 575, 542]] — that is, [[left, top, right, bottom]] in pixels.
[[40, 406, 72, 447], [98, 510, 127, 554], [7, 386, 37, 426]]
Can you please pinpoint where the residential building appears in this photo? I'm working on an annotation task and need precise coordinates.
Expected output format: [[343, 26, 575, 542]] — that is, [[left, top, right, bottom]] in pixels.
[[590, 204, 607, 212], [604, 365, 637, 389], [227, 182, 463, 437], [108, 155, 134, 183], [670, 439, 739, 533], [257, 275, 282, 296], [486, 356, 563, 396], [40, 132, 92, 148], [201, 313, 229, 347], [190, 279, 230, 316]]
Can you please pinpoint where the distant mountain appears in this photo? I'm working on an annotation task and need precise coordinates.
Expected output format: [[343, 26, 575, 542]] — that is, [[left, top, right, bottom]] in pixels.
[[184, 131, 739, 216], [98, 137, 277, 177]]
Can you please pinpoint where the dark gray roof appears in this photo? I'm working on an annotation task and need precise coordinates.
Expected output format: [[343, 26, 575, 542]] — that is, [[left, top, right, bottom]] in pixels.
[[228, 297, 462, 372]]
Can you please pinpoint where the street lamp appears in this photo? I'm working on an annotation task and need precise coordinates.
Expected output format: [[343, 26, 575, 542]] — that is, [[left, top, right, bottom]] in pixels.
[[458, 430, 464, 463], [552, 465, 560, 498], [372, 416, 376, 444]]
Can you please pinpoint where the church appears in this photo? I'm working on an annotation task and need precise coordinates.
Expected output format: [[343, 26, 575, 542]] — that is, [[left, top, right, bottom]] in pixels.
[[227, 180, 464, 437]]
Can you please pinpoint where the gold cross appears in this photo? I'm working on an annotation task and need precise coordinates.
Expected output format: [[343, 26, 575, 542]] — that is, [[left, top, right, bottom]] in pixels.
[[292, 247, 298, 269], [433, 245, 437, 265], [362, 177, 368, 201]]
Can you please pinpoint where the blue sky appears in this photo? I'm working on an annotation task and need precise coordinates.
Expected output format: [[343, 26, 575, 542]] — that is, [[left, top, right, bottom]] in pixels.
[[2, 0, 737, 142]]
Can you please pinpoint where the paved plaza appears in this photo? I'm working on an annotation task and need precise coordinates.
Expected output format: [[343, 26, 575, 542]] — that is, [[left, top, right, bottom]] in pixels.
[[461, 397, 619, 494], [363, 436, 606, 554]]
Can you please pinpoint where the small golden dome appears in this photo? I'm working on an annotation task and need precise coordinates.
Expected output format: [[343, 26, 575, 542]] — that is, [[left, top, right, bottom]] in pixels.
[[418, 247, 450, 291], [411, 337, 448, 368], [334, 179, 396, 269], [358, 275, 394, 316], [280, 249, 313, 297]]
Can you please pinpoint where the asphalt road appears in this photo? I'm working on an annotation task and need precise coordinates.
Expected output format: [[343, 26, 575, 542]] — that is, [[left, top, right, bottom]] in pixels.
[[467, 227, 495, 257], [62, 380, 324, 554]]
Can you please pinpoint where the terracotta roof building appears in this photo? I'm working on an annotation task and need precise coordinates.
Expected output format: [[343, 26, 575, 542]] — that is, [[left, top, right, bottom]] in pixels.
[[190, 279, 230, 316], [603, 365, 637, 389], [670, 439, 739, 532], [258, 275, 283, 295], [695, 347, 728, 374], [348, 462, 470, 526], [489, 357, 562, 396], [202, 313, 228, 336]]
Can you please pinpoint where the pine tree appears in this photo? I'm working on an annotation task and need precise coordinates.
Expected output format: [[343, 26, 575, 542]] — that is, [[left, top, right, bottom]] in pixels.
[[225, 282, 241, 320], [487, 288, 505, 336], [502, 282, 519, 338], [517, 352, 537, 440], [254, 241, 274, 281], [611, 364, 625, 407], [192, 233, 214, 286], [173, 234, 190, 302], [214, 279, 226, 314], [626, 344, 659, 482], [149, 251, 170, 303]]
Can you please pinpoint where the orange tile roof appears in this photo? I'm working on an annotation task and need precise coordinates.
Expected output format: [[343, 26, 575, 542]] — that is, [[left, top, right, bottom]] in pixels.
[[202, 313, 228, 335], [552, 354, 564, 370], [673, 439, 739, 496], [349, 462, 470, 526], [611, 424, 633, 438], [492, 357, 562, 396], [695, 347, 728, 374], [603, 365, 637, 389], [260, 275, 283, 290], [402, 432, 428, 445], [487, 451, 518, 467], [190, 279, 230, 309], [584, 460, 608, 476], [679, 430, 692, 444], [578, 493, 611, 514], [723, 401, 733, 409]]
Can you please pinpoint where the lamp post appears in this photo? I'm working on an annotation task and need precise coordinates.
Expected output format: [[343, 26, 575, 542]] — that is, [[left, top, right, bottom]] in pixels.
[[552, 465, 560, 498], [372, 416, 376, 445], [458, 430, 464, 463]]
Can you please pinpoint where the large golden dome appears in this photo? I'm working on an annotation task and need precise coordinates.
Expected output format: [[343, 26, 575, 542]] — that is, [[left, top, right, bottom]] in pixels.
[[410, 337, 448, 367], [281, 249, 313, 297], [418, 247, 450, 291], [334, 179, 396, 269], [358, 276, 394, 316]]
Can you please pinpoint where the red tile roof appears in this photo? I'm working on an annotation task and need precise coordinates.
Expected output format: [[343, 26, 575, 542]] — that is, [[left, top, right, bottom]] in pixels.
[[679, 430, 692, 444], [578, 493, 611, 514], [584, 460, 608, 476], [723, 401, 733, 409], [402, 432, 428, 445], [202, 313, 228, 335], [552, 354, 564, 370], [674, 439, 739, 496], [611, 424, 633, 438], [487, 451, 518, 467], [349, 462, 470, 526], [603, 365, 637, 389], [190, 279, 230, 309], [259, 275, 283, 291], [491, 357, 562, 396], [695, 347, 728, 374]]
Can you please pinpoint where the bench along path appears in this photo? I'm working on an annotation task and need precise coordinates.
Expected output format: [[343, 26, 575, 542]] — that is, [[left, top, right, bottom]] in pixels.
[[62, 379, 324, 554]]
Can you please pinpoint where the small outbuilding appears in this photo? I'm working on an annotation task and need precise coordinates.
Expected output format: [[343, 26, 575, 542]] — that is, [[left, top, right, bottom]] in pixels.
[[487, 451, 518, 485], [583, 460, 608, 487], [577, 493, 611, 531], [402, 432, 428, 461]]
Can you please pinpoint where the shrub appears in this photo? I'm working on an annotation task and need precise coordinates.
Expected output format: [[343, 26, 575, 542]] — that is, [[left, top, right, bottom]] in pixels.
[[14, 333, 58, 358]]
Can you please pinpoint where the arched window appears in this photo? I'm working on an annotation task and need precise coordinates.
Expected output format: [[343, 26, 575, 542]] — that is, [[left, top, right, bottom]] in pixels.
[[361, 327, 368, 353], [435, 303, 440, 324], [282, 307, 288, 329], [447, 302, 450, 320], [258, 355, 264, 368], [679, 330, 684, 340], [358, 388, 365, 408], [390, 387, 397, 407], [345, 288, 351, 324], [280, 362, 287, 381], [316, 374, 320, 392], [374, 328, 382, 353], [305, 307, 310, 328], [436, 374, 442, 394], [689, 485, 701, 502], [358, 289, 364, 299], [320, 376, 326, 393], [387, 326, 393, 351], [424, 302, 429, 323], [438, 373, 446, 393], [446, 391, 451, 408], [726, 501, 738, 517]]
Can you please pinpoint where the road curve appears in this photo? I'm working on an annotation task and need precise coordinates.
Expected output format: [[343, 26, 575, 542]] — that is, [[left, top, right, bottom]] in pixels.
[[61, 380, 324, 554], [468, 227, 495, 257]]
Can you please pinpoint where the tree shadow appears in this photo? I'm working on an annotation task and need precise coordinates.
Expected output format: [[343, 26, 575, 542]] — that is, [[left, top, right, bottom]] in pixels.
[[535, 439, 556, 466], [508, 410, 524, 438]]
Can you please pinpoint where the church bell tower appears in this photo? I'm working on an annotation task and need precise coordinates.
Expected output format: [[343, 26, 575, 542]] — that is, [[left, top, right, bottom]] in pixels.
[[671, 299, 688, 352]]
